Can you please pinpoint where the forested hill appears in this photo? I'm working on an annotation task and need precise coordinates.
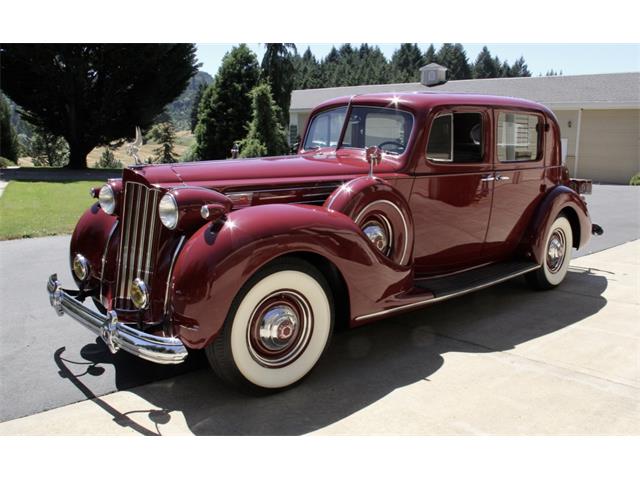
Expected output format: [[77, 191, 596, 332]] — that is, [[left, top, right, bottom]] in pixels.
[[165, 70, 213, 130]]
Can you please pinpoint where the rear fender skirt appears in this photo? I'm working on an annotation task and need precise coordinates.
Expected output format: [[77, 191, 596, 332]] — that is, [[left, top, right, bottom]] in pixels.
[[169, 203, 413, 349], [522, 185, 591, 264]]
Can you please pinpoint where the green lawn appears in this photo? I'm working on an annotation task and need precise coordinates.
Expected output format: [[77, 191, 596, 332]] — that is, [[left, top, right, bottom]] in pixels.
[[0, 181, 101, 240]]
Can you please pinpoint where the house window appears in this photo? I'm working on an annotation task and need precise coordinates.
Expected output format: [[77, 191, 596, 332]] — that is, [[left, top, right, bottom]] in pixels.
[[497, 112, 541, 162], [427, 112, 484, 163]]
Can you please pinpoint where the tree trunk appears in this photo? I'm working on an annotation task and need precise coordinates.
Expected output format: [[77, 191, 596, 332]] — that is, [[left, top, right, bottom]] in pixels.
[[65, 143, 90, 169]]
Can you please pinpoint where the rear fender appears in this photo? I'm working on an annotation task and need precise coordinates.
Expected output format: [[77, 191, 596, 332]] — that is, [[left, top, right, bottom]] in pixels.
[[523, 185, 591, 264], [170, 203, 413, 349]]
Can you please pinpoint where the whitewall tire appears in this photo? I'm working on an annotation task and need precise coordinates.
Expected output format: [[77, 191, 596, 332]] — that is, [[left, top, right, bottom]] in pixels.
[[526, 215, 573, 290], [206, 259, 333, 392]]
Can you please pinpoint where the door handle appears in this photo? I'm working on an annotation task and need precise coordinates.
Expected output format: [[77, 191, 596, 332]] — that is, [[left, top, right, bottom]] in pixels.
[[481, 177, 495, 182], [495, 175, 510, 181]]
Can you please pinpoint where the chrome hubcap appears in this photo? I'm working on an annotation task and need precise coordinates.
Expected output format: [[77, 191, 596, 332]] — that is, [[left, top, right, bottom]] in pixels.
[[546, 228, 566, 273], [361, 215, 392, 255], [247, 290, 313, 368], [258, 305, 299, 351]]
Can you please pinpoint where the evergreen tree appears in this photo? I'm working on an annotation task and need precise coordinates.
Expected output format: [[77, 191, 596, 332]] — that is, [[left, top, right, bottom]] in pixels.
[[423, 44, 436, 65], [436, 43, 472, 80], [293, 47, 321, 89], [190, 83, 206, 133], [390, 43, 423, 82], [510, 56, 531, 77], [1, 44, 198, 169], [500, 60, 512, 77], [473, 46, 501, 78], [96, 146, 123, 169], [0, 93, 19, 161], [355, 44, 390, 84], [194, 44, 260, 160], [150, 122, 177, 163], [30, 126, 69, 167], [239, 83, 288, 158], [261, 43, 296, 125]]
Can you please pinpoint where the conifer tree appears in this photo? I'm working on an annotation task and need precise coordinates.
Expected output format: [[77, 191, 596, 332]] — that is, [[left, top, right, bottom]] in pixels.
[[0, 93, 19, 162], [1, 44, 198, 169], [261, 43, 296, 125], [390, 43, 423, 82], [190, 83, 206, 133], [239, 83, 288, 158], [436, 43, 472, 80], [194, 44, 260, 160]]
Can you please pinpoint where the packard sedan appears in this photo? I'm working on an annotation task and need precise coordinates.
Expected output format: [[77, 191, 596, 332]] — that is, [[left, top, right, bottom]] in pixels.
[[47, 90, 602, 392]]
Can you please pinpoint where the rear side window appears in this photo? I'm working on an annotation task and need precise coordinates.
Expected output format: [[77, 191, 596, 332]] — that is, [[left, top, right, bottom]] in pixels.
[[497, 112, 541, 162], [426, 112, 484, 163]]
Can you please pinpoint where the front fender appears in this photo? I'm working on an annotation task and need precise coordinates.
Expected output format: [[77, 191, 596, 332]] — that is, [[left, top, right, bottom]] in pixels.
[[523, 185, 591, 264], [70, 203, 118, 289], [170, 203, 413, 349]]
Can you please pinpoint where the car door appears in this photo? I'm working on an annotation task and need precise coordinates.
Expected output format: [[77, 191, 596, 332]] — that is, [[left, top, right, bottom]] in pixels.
[[410, 106, 494, 276], [484, 109, 547, 261]]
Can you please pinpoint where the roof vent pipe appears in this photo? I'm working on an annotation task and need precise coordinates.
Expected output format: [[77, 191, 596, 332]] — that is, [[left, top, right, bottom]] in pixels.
[[420, 63, 448, 87]]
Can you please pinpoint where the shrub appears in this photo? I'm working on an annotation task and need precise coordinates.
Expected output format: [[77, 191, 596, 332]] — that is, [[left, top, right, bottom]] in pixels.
[[96, 148, 123, 169], [630, 173, 640, 186], [30, 127, 69, 167], [0, 156, 16, 167]]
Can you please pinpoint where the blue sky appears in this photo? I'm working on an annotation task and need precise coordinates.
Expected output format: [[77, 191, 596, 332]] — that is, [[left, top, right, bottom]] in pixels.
[[196, 43, 640, 78]]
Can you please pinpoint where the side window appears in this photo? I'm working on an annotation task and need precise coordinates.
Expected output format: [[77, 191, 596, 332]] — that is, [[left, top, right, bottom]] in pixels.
[[427, 112, 484, 163], [497, 112, 541, 162], [303, 107, 347, 150]]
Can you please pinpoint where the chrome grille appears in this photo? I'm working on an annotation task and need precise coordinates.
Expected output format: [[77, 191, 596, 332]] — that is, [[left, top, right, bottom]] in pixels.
[[115, 182, 161, 309]]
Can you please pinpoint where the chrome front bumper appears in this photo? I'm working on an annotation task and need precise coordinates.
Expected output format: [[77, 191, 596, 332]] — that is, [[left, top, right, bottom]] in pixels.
[[47, 274, 187, 365]]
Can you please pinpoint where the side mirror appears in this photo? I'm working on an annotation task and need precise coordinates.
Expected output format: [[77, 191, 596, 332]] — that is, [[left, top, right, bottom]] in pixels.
[[365, 146, 382, 178]]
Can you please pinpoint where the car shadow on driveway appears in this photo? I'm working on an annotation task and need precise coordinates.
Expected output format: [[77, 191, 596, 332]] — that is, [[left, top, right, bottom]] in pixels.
[[53, 268, 608, 435]]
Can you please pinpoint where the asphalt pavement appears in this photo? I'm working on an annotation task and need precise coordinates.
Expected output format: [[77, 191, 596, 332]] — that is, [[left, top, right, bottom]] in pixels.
[[0, 185, 638, 424]]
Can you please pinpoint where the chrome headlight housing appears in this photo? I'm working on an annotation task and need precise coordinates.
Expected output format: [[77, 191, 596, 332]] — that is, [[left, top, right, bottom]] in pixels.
[[98, 184, 116, 214], [159, 193, 179, 230], [72, 254, 90, 281]]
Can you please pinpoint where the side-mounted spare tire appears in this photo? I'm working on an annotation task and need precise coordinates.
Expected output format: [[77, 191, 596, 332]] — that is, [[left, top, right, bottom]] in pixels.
[[324, 176, 414, 266]]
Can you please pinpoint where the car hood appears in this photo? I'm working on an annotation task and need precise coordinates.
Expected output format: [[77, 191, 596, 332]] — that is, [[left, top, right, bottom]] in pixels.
[[124, 150, 404, 192]]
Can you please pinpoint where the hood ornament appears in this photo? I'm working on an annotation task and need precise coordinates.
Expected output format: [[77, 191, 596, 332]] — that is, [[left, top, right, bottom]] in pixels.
[[126, 126, 144, 164]]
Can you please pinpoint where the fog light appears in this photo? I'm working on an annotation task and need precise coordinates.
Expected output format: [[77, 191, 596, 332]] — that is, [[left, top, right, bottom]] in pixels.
[[73, 254, 90, 281], [130, 278, 149, 309]]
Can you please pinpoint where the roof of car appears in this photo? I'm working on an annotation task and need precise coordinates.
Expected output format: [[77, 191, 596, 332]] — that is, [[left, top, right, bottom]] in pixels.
[[313, 91, 551, 115]]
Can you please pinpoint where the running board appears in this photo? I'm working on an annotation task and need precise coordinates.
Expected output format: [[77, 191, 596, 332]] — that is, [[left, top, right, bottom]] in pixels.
[[355, 261, 540, 322]]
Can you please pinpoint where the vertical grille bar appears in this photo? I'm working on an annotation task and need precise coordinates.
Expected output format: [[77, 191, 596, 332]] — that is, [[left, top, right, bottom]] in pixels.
[[115, 182, 161, 309]]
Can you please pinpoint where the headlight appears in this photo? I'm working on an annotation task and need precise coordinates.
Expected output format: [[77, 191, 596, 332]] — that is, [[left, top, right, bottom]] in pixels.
[[159, 193, 178, 229], [73, 254, 90, 281], [98, 184, 116, 214]]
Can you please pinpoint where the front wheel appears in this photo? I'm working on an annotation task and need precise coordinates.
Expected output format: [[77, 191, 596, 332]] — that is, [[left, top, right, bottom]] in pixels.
[[526, 215, 573, 290], [206, 258, 334, 393]]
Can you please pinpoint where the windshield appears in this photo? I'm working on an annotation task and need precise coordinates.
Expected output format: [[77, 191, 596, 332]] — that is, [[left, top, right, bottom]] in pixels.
[[303, 105, 413, 155], [302, 107, 347, 150], [342, 106, 413, 155]]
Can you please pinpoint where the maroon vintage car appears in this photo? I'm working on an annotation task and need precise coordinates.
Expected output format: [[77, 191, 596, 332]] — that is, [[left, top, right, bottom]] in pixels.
[[47, 90, 602, 392]]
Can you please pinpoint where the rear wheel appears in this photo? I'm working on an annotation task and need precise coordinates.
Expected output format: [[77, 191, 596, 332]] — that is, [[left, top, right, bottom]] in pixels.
[[206, 258, 333, 393], [526, 215, 573, 290]]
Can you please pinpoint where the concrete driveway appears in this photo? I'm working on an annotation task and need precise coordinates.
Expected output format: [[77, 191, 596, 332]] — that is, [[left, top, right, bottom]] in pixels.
[[0, 239, 637, 435]]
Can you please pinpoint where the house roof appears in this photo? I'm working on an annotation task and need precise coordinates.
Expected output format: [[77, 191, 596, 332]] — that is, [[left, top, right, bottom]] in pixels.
[[290, 72, 640, 112]]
